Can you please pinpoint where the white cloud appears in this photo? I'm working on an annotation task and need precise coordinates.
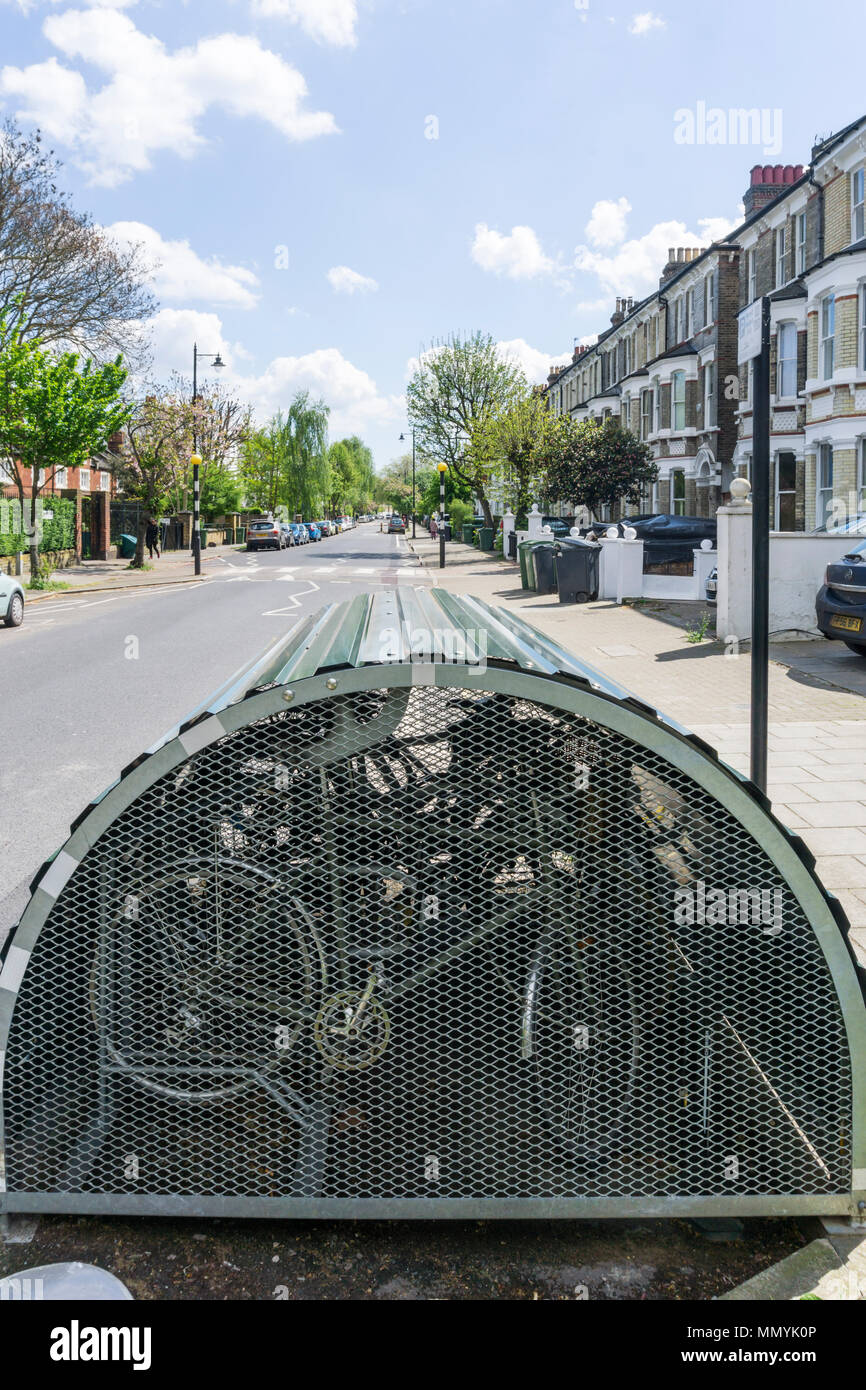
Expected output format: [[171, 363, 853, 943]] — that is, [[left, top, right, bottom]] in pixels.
[[250, 0, 358, 46], [628, 11, 666, 35], [585, 197, 632, 249], [496, 338, 567, 385], [471, 223, 554, 280], [143, 311, 401, 439], [574, 213, 740, 300], [236, 347, 403, 434], [145, 307, 234, 379], [327, 265, 378, 295], [0, 8, 337, 186], [106, 221, 260, 309]]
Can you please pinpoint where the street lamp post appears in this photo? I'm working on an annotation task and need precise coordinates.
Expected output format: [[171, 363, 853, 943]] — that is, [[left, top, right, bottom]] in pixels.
[[191, 342, 225, 576], [437, 462, 447, 570], [398, 429, 417, 537]]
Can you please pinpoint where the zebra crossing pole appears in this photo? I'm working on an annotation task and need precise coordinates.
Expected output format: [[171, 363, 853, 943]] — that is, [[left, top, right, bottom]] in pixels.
[[192, 453, 202, 576], [437, 462, 447, 570]]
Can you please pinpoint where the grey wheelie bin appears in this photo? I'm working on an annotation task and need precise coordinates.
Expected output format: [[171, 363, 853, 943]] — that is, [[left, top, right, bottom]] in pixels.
[[554, 537, 600, 603]]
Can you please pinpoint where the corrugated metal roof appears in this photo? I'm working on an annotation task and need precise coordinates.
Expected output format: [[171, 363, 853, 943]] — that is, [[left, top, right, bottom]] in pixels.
[[211, 588, 639, 704]]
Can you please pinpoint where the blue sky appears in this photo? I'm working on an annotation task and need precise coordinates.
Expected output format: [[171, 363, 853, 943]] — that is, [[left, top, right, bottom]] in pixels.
[[1, 0, 863, 469]]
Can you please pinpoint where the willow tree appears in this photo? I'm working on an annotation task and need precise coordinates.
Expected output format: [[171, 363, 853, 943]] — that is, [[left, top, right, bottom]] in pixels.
[[241, 392, 329, 517], [406, 331, 526, 527]]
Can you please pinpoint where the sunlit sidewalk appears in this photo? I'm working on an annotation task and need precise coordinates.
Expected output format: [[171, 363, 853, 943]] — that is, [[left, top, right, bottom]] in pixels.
[[409, 531, 866, 961]]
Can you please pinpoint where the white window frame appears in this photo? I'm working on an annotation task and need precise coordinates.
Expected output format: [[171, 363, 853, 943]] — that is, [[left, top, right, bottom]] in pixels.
[[672, 298, 681, 344], [653, 378, 662, 433], [748, 248, 757, 302], [671, 468, 686, 517], [858, 438, 866, 514], [818, 442, 834, 525], [100, 471, 110, 492], [671, 371, 686, 431], [641, 388, 653, 440], [79, 468, 91, 492], [853, 167, 865, 243], [703, 362, 716, 428], [796, 211, 807, 275], [776, 226, 787, 288], [777, 321, 797, 399], [53, 467, 67, 490], [704, 271, 715, 325], [860, 283, 866, 372], [684, 288, 693, 338], [821, 294, 835, 380]]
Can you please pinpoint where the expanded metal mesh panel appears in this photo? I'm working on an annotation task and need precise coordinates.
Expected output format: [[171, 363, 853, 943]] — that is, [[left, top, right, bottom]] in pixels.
[[1, 683, 853, 1206]]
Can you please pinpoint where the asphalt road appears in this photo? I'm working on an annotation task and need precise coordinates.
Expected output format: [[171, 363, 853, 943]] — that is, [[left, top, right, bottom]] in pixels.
[[0, 523, 420, 939]]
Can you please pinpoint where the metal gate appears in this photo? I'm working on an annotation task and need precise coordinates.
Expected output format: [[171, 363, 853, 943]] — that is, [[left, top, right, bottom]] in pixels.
[[2, 590, 865, 1218]]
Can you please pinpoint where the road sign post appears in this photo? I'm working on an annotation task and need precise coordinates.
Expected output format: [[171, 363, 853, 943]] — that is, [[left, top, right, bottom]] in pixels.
[[738, 297, 771, 793]]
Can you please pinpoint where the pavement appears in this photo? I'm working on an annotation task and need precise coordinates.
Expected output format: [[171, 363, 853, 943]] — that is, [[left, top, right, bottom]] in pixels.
[[408, 531, 866, 964]]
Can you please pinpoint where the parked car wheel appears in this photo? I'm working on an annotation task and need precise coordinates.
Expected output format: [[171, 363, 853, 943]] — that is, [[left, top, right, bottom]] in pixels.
[[4, 592, 24, 628], [844, 641, 866, 656]]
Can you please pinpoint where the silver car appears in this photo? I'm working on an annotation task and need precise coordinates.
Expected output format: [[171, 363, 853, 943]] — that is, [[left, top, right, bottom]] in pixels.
[[1, 572, 24, 628]]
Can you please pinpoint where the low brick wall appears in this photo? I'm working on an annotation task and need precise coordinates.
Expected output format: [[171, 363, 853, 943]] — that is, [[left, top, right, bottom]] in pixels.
[[0, 548, 77, 578]]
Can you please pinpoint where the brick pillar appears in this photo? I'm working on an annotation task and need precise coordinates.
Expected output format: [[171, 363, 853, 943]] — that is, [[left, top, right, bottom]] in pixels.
[[91, 491, 111, 560]]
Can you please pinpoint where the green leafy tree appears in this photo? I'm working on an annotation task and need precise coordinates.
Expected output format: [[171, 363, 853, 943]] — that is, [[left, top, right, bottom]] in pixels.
[[406, 331, 527, 527], [241, 393, 330, 517], [114, 392, 195, 567], [0, 327, 129, 578], [545, 417, 658, 520], [326, 436, 374, 516], [474, 390, 559, 518]]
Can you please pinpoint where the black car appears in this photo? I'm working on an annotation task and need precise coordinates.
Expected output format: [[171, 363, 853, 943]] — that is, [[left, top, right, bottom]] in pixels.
[[816, 540, 866, 655]]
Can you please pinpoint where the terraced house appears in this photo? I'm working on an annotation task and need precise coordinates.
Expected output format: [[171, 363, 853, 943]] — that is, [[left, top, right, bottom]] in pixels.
[[547, 111, 866, 531], [733, 115, 866, 531], [546, 236, 741, 521]]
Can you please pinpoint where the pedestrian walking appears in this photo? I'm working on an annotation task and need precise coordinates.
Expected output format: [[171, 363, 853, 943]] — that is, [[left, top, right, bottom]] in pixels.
[[145, 518, 161, 560]]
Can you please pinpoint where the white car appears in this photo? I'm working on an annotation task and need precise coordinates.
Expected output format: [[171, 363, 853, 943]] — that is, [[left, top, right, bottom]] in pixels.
[[1, 572, 24, 628]]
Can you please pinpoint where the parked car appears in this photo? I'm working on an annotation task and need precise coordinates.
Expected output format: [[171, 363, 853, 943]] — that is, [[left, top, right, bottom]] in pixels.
[[541, 516, 572, 539], [289, 523, 309, 545], [705, 566, 718, 605], [304, 522, 321, 542], [388, 514, 406, 534], [816, 539, 866, 655], [317, 520, 334, 538], [811, 513, 866, 537], [0, 573, 24, 628], [279, 521, 295, 547], [247, 519, 286, 550]]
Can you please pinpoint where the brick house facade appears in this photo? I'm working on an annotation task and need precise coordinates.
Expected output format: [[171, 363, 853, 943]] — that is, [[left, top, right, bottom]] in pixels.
[[1, 451, 120, 560], [546, 110, 866, 532], [546, 240, 743, 521]]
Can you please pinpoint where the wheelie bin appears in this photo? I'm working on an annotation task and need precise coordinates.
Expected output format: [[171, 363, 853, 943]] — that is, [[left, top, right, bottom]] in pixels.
[[478, 527, 494, 552], [531, 542, 557, 595], [518, 539, 544, 590], [553, 537, 600, 603]]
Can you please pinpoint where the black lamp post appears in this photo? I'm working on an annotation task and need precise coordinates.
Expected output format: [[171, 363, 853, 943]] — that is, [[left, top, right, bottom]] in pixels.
[[191, 343, 225, 575], [398, 429, 417, 537]]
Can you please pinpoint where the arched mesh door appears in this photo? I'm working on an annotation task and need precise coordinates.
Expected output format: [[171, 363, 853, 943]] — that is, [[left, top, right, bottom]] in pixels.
[[0, 681, 853, 1208]]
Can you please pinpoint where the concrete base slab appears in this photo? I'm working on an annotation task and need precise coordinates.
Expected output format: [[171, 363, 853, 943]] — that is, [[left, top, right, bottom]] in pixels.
[[719, 1238, 860, 1300]]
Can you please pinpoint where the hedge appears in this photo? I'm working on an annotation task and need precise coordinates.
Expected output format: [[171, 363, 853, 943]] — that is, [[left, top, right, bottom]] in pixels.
[[0, 496, 76, 554]]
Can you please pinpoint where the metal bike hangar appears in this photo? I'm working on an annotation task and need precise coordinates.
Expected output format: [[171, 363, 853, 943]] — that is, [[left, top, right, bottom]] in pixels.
[[1, 588, 864, 1220]]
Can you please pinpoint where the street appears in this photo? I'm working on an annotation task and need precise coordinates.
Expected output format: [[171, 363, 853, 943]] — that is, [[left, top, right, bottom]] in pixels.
[[0, 524, 419, 938]]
